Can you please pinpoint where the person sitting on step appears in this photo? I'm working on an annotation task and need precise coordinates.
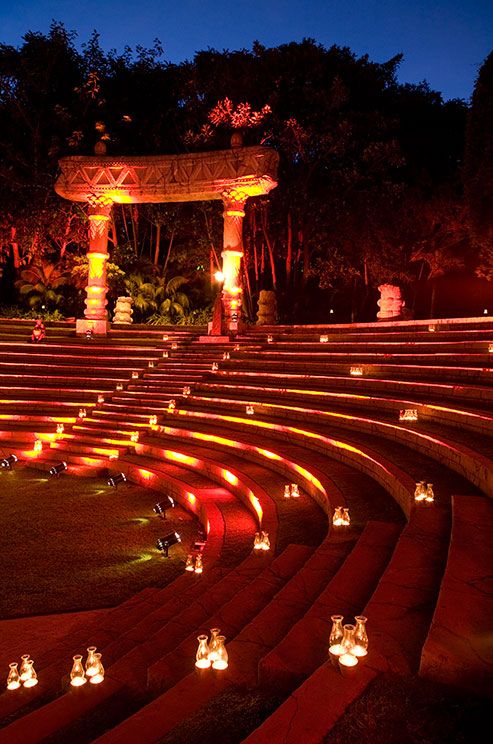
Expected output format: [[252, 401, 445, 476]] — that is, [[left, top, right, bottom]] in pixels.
[[31, 318, 46, 343]]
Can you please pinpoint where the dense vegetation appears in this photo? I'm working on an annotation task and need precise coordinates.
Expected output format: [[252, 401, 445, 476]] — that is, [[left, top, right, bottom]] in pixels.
[[0, 24, 491, 322]]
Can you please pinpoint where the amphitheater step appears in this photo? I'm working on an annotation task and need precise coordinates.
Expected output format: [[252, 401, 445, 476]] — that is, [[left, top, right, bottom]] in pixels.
[[93, 553, 271, 693], [258, 520, 402, 692], [419, 494, 493, 697], [242, 506, 451, 744], [146, 543, 314, 694]]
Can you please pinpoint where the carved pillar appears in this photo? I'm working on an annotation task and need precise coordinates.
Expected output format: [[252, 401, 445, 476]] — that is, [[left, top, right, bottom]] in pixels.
[[76, 196, 113, 335], [377, 283, 404, 321], [221, 189, 247, 333]]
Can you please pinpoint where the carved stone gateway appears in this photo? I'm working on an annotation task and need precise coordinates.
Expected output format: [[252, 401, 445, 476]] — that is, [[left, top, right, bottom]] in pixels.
[[55, 146, 279, 334]]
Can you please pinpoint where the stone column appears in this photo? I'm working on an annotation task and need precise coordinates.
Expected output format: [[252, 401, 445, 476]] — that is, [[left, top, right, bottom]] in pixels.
[[221, 188, 247, 333], [377, 284, 404, 320], [76, 196, 113, 335]]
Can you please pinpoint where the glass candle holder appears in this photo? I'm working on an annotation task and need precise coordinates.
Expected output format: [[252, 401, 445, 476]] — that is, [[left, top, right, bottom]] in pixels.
[[195, 635, 211, 669], [70, 655, 87, 687], [6, 663, 21, 690]]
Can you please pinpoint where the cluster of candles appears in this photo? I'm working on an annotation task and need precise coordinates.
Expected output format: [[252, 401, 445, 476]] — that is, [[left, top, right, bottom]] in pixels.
[[34, 439, 43, 452], [148, 360, 155, 368], [489, 344, 493, 353], [328, 615, 368, 673], [428, 325, 436, 332], [171, 343, 178, 350], [195, 628, 228, 670], [6, 655, 38, 689], [246, 405, 255, 415], [267, 335, 274, 343], [162, 334, 168, 341], [211, 362, 219, 372], [56, 423, 65, 435], [130, 431, 139, 443], [162, 350, 169, 358], [97, 394, 105, 404], [350, 366, 364, 376], [185, 554, 204, 574], [168, 399, 176, 412], [253, 530, 270, 551], [332, 507, 351, 527], [234, 344, 240, 351], [182, 386, 191, 397], [284, 483, 300, 498], [149, 415, 158, 427], [69, 647, 105, 687], [399, 409, 418, 422], [414, 481, 434, 503], [131, 371, 139, 379], [78, 408, 87, 419], [320, 335, 329, 343], [116, 382, 123, 391], [223, 351, 230, 360], [8, 646, 104, 689]]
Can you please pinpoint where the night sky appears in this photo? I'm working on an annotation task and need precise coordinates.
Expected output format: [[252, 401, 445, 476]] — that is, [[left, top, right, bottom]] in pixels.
[[1, 0, 492, 101]]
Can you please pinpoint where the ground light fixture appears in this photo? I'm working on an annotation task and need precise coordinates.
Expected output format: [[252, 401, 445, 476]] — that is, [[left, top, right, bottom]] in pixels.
[[156, 532, 181, 557], [49, 462, 67, 477], [1, 454, 18, 469], [107, 472, 126, 488], [153, 496, 175, 518]]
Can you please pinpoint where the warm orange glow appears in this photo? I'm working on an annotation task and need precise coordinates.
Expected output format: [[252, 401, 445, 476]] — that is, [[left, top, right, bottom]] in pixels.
[[138, 468, 155, 481], [222, 469, 238, 486], [186, 492, 197, 506], [248, 490, 263, 524], [164, 450, 200, 467]]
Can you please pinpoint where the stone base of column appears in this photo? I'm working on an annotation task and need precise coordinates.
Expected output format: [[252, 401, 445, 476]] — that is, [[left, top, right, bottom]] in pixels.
[[76, 319, 110, 336]]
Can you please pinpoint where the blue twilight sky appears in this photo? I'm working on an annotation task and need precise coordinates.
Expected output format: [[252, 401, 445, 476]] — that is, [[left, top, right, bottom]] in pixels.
[[0, 0, 492, 101]]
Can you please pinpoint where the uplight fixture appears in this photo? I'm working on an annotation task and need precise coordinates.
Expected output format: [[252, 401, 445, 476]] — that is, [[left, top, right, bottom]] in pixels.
[[107, 472, 126, 488], [156, 532, 181, 557], [1, 454, 18, 469], [49, 462, 67, 477], [153, 497, 175, 518]]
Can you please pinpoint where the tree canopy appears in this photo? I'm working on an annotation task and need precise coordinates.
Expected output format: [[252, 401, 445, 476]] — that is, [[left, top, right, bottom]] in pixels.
[[0, 23, 490, 322]]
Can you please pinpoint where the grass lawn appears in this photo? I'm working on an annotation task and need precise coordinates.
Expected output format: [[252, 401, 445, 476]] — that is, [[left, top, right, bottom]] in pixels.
[[0, 465, 198, 618]]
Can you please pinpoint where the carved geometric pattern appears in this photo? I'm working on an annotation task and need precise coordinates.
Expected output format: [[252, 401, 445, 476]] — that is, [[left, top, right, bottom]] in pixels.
[[56, 146, 279, 205]]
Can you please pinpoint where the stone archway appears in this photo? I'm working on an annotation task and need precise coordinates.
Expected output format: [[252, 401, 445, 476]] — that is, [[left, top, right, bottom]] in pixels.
[[55, 144, 279, 335]]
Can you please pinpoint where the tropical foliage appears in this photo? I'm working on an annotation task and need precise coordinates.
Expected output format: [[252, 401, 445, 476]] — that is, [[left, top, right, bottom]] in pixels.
[[0, 24, 491, 321]]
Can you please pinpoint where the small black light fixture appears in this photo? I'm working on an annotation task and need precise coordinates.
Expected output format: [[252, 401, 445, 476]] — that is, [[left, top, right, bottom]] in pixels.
[[49, 461, 67, 477], [1, 454, 18, 469], [156, 532, 181, 557], [153, 496, 175, 518], [107, 472, 127, 488]]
